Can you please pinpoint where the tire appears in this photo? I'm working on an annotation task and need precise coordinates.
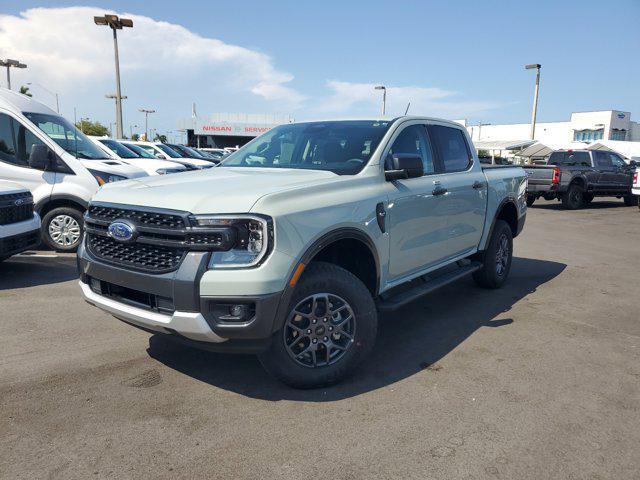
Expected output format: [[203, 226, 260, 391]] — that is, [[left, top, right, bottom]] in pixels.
[[526, 194, 536, 207], [41, 207, 84, 252], [561, 184, 584, 210], [472, 220, 513, 289], [623, 195, 637, 207], [258, 262, 378, 389], [583, 193, 594, 204]]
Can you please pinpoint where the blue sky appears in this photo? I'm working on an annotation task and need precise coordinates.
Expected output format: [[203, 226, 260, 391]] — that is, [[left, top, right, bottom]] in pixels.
[[1, 0, 638, 138]]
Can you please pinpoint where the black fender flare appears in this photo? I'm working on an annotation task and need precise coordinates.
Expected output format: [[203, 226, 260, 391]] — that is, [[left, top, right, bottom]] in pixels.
[[35, 194, 88, 215], [481, 197, 519, 251]]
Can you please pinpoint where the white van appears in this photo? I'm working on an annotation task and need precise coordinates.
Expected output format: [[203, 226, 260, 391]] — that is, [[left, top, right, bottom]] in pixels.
[[88, 136, 187, 176], [0, 88, 147, 252], [121, 140, 213, 170], [0, 180, 40, 261]]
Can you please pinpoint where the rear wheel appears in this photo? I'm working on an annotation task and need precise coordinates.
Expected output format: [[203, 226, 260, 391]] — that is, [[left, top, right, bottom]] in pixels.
[[473, 220, 513, 289], [526, 194, 536, 207], [623, 194, 637, 206], [41, 207, 84, 252], [259, 262, 377, 388], [562, 184, 584, 210], [583, 193, 594, 204]]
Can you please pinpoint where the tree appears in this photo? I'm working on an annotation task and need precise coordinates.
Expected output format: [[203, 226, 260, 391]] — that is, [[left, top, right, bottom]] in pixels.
[[75, 119, 109, 136], [19, 85, 32, 97], [153, 133, 167, 143], [131, 133, 140, 141]]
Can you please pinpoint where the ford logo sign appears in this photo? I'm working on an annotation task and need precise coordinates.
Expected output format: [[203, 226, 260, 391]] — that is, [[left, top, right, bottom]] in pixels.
[[14, 198, 24, 206], [617, 112, 626, 119], [107, 221, 136, 243]]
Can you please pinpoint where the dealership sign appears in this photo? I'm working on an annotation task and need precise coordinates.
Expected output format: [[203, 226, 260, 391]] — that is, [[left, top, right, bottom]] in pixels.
[[194, 121, 277, 137]]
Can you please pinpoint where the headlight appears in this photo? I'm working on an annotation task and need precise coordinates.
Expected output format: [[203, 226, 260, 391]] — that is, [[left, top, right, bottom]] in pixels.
[[190, 215, 272, 268], [156, 168, 182, 175], [88, 169, 127, 185]]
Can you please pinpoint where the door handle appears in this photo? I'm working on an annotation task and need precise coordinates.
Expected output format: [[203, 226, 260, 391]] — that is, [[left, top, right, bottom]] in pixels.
[[432, 186, 448, 196], [472, 181, 484, 189]]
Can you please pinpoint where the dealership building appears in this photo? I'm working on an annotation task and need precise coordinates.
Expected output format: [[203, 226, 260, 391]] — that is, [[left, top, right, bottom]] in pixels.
[[178, 113, 294, 149], [458, 110, 640, 162]]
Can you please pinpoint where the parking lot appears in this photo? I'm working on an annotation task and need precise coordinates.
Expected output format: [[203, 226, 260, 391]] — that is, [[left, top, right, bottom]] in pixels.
[[1, 198, 639, 479]]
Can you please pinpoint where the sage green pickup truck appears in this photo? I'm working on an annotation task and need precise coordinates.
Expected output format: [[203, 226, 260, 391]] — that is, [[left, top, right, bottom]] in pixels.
[[78, 117, 527, 388]]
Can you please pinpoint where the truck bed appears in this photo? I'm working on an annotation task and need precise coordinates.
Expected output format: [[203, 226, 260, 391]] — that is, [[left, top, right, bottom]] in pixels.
[[523, 164, 556, 193]]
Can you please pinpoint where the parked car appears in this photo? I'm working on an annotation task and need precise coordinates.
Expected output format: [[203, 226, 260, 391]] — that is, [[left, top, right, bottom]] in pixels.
[[78, 117, 527, 388], [165, 143, 220, 164], [0, 180, 41, 261], [632, 158, 640, 202], [121, 141, 213, 170], [88, 137, 187, 175], [0, 88, 147, 252], [524, 149, 636, 208], [199, 148, 228, 161]]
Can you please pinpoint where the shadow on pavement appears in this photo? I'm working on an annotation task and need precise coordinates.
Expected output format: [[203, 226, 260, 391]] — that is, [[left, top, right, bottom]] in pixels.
[[0, 254, 78, 290], [531, 199, 630, 210], [148, 257, 566, 401]]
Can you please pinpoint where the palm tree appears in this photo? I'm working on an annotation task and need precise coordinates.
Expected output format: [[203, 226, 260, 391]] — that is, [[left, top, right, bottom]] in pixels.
[[19, 86, 32, 97]]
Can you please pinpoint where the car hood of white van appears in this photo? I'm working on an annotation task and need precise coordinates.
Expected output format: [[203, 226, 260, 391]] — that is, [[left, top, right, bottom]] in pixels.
[[92, 167, 338, 214], [79, 159, 148, 179]]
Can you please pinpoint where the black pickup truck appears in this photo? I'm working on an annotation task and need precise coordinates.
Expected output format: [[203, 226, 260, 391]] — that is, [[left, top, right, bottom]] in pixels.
[[524, 149, 637, 209]]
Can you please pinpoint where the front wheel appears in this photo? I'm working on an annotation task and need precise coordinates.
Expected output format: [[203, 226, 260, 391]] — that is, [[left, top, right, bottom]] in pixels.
[[473, 220, 513, 289], [258, 262, 377, 389], [41, 207, 84, 252]]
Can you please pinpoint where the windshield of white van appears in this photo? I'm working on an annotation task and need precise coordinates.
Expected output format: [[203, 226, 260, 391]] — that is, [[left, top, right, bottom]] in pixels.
[[220, 120, 392, 175], [99, 139, 138, 159], [23, 112, 110, 160]]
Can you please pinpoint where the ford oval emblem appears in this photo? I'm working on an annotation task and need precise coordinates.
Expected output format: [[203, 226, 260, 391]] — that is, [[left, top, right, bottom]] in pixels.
[[14, 198, 24, 206], [107, 221, 136, 243]]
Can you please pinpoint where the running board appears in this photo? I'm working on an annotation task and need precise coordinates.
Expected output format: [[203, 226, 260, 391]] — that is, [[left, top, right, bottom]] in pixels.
[[377, 261, 482, 312]]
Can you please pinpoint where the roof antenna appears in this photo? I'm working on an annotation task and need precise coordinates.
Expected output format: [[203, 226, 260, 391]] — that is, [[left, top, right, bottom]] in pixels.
[[404, 102, 411, 115]]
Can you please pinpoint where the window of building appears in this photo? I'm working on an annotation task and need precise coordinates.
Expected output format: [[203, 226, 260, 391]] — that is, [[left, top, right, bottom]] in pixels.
[[573, 129, 604, 142], [610, 129, 627, 141], [429, 125, 472, 172]]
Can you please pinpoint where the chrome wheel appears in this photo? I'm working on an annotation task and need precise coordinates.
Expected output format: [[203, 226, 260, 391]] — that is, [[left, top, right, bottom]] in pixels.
[[283, 293, 356, 368], [49, 215, 81, 247], [495, 233, 510, 276]]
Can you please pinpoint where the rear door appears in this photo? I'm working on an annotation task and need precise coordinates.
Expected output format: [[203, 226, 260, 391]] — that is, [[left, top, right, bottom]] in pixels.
[[427, 124, 486, 258]]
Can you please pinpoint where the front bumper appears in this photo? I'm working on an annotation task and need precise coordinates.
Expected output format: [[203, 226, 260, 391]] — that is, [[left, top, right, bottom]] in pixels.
[[0, 214, 41, 257], [77, 240, 287, 352]]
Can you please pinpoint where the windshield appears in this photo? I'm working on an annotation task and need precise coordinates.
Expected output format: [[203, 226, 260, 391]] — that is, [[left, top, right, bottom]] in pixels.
[[221, 120, 391, 175], [99, 139, 139, 159], [156, 144, 182, 158], [122, 143, 155, 158], [23, 112, 110, 160]]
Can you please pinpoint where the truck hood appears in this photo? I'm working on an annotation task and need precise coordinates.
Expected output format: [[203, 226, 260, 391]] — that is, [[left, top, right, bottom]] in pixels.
[[92, 167, 338, 213]]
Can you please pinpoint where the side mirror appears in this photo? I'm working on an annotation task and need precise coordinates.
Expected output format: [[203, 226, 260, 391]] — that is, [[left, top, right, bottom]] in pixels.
[[155, 153, 166, 159], [630, 160, 638, 167], [28, 144, 54, 170], [385, 153, 424, 181]]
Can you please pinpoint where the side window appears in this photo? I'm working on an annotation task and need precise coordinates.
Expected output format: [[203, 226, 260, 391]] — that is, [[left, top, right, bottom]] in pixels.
[[429, 125, 472, 172], [0, 113, 18, 165], [594, 151, 612, 168], [567, 151, 590, 166], [14, 120, 47, 168], [388, 124, 434, 174], [609, 153, 625, 168]]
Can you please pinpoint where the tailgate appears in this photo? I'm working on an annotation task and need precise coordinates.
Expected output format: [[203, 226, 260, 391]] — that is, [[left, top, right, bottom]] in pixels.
[[524, 165, 555, 190]]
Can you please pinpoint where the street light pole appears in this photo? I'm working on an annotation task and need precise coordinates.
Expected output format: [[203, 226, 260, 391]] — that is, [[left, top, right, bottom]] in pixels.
[[374, 85, 387, 116], [27, 82, 59, 112], [94, 15, 133, 140], [139, 109, 155, 140], [525, 63, 542, 140], [130, 124, 138, 138], [105, 94, 127, 138], [0, 59, 27, 90]]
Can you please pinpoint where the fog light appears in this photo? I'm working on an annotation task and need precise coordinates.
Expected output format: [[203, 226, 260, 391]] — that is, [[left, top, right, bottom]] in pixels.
[[90, 277, 102, 294], [229, 304, 245, 317]]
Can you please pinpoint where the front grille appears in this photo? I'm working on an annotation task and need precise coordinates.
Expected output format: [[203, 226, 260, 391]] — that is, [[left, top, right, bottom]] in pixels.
[[87, 205, 186, 229], [0, 192, 34, 226], [87, 234, 185, 273]]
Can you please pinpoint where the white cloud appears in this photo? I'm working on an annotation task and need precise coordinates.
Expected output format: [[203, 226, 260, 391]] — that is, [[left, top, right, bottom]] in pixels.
[[317, 80, 501, 120], [0, 6, 305, 118]]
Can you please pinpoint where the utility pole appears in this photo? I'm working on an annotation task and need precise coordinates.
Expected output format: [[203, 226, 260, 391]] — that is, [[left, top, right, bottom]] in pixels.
[[139, 109, 155, 140], [525, 64, 542, 140], [0, 59, 27, 90], [375, 85, 387, 116], [105, 94, 127, 138], [94, 15, 133, 139], [130, 124, 138, 138]]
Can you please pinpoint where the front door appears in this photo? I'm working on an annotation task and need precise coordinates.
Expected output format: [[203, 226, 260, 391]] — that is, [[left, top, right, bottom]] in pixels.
[[386, 123, 449, 283], [0, 112, 55, 205]]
